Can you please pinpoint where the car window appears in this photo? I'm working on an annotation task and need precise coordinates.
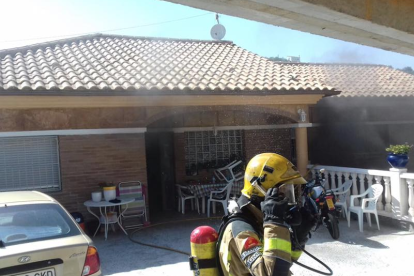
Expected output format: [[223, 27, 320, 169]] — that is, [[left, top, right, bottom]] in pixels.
[[0, 203, 81, 246]]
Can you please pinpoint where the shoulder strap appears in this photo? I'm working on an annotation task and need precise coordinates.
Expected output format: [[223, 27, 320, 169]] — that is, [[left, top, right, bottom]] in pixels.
[[216, 212, 261, 276]]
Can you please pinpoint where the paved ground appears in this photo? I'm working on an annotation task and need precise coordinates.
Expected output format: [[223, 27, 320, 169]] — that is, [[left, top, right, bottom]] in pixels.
[[93, 211, 414, 276]]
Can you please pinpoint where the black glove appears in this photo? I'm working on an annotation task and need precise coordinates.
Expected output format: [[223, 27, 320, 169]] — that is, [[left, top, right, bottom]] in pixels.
[[292, 207, 317, 249], [261, 187, 289, 225]]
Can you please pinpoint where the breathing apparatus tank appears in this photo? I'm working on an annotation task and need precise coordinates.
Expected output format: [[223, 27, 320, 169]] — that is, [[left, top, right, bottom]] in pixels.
[[189, 226, 219, 276]]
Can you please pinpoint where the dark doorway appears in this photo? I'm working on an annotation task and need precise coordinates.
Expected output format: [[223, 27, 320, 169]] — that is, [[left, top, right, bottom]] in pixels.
[[146, 132, 176, 215]]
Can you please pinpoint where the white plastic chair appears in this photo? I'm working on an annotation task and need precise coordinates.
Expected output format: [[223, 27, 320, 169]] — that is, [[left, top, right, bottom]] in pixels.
[[329, 180, 353, 224], [348, 184, 383, 232], [214, 160, 238, 182], [231, 173, 244, 198], [214, 160, 243, 183], [176, 185, 200, 214], [207, 181, 233, 217]]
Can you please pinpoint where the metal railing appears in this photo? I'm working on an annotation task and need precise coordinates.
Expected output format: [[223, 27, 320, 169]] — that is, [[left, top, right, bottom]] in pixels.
[[308, 165, 414, 223]]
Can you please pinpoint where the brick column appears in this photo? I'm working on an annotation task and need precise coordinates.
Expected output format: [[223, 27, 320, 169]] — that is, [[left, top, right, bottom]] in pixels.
[[295, 127, 308, 176]]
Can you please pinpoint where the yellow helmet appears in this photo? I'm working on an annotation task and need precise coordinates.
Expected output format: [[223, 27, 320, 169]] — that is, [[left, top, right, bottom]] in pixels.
[[242, 153, 307, 198]]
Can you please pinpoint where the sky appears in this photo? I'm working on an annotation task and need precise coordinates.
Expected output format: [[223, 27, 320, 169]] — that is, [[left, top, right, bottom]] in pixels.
[[1, 0, 414, 69]]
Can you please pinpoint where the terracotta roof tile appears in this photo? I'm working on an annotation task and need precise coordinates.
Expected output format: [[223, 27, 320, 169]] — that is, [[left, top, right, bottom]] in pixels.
[[0, 34, 335, 94], [275, 62, 414, 97]]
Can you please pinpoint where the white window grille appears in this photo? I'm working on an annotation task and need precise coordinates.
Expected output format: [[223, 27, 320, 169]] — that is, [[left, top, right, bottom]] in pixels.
[[185, 130, 243, 175], [0, 136, 61, 192]]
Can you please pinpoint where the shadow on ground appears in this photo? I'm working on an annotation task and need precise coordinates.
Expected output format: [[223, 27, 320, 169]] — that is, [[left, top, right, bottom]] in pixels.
[[93, 211, 414, 276], [93, 210, 221, 275], [306, 218, 389, 249], [292, 217, 414, 276]]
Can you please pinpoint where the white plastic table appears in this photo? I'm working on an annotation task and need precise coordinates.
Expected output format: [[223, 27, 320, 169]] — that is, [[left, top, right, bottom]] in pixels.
[[84, 198, 134, 240]]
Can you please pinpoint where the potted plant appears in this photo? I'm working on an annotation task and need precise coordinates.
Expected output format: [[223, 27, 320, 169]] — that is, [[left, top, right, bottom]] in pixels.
[[386, 143, 413, 168], [99, 182, 116, 201]]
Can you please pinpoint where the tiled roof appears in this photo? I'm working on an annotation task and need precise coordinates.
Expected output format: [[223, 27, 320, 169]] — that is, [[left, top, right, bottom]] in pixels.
[[0, 34, 335, 94], [276, 63, 414, 97]]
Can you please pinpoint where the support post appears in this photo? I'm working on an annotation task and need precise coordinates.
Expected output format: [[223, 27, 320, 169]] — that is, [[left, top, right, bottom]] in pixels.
[[295, 127, 308, 177]]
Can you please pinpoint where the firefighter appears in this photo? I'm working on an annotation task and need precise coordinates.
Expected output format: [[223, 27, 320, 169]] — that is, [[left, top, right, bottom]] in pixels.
[[216, 153, 317, 276]]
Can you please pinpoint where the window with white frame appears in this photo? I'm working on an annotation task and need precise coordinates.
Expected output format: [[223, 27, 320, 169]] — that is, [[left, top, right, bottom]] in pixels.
[[0, 136, 61, 192], [185, 130, 243, 175]]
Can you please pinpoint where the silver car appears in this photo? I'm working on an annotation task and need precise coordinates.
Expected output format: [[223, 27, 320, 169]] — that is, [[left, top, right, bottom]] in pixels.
[[0, 191, 102, 276]]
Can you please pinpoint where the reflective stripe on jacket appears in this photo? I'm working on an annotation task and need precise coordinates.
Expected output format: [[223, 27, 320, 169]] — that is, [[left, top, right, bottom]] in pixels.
[[218, 200, 302, 276]]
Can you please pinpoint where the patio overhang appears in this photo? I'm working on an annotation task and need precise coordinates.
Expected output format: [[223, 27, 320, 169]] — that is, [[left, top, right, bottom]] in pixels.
[[0, 94, 326, 109], [164, 0, 414, 56]]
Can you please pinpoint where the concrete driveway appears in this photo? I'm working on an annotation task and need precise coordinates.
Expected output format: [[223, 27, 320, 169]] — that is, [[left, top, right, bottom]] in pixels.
[[93, 212, 414, 276]]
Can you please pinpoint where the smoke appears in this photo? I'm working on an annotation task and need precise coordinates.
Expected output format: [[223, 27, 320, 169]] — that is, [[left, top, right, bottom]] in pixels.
[[310, 47, 371, 64], [311, 97, 391, 169]]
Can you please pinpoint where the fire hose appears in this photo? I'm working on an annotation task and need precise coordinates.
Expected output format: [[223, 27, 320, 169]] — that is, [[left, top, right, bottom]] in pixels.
[[128, 217, 220, 256], [128, 217, 333, 275]]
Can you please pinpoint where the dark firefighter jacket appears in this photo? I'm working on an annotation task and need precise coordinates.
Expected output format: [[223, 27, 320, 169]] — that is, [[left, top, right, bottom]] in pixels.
[[218, 196, 302, 276]]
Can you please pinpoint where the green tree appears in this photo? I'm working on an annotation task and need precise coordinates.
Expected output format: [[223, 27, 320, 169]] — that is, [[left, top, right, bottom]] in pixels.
[[268, 56, 288, 62], [401, 66, 414, 75]]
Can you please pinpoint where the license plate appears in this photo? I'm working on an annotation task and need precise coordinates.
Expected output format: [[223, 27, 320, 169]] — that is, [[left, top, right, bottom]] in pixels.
[[326, 198, 335, 210], [16, 268, 55, 276]]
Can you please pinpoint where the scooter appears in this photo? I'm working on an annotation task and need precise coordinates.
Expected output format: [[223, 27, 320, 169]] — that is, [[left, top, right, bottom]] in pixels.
[[302, 169, 341, 240]]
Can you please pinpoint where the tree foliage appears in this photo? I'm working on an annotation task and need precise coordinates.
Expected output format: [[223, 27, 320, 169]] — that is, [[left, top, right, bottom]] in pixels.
[[401, 66, 414, 75], [268, 56, 289, 62]]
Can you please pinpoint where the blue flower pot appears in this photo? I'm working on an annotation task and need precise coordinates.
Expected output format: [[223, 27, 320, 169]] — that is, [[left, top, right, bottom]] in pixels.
[[387, 154, 409, 169]]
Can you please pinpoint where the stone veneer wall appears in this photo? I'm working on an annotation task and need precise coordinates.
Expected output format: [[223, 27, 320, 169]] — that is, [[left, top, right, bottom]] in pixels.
[[244, 129, 292, 161], [0, 107, 147, 131]]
